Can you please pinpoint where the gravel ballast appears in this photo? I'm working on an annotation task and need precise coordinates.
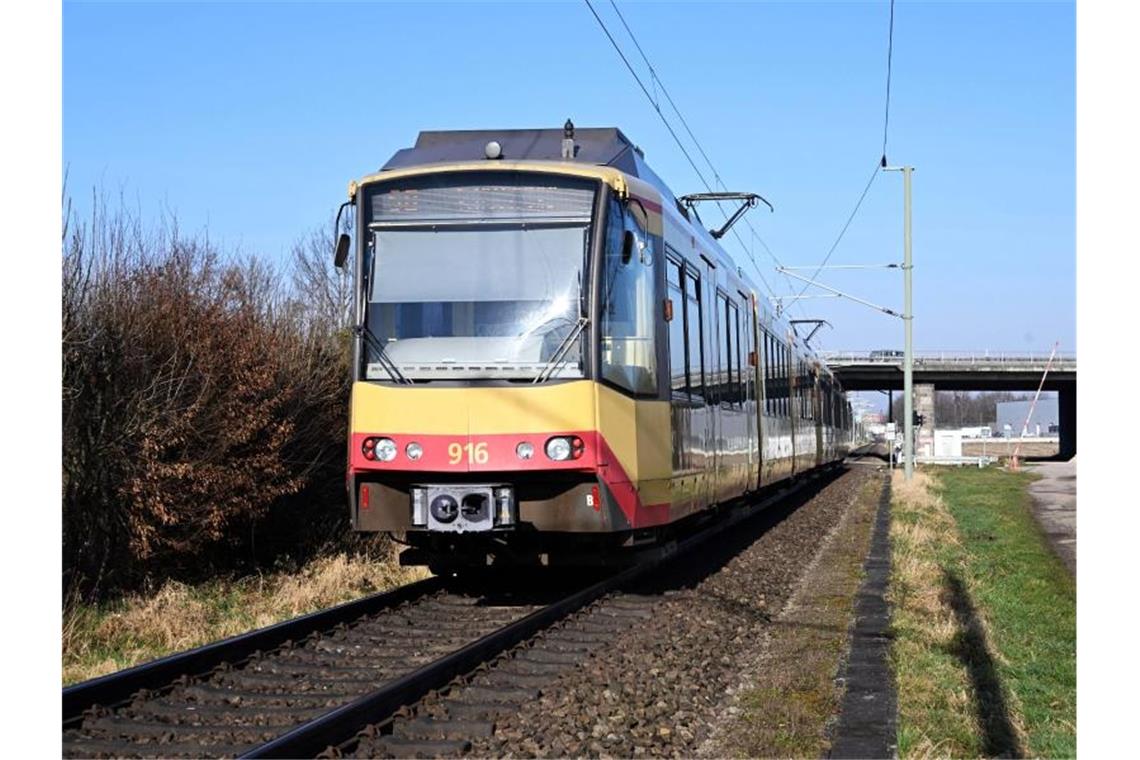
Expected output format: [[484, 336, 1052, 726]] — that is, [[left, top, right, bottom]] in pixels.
[[458, 465, 882, 758]]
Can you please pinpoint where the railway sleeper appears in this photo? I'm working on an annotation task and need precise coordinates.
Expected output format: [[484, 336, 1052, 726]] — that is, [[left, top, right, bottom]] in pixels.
[[589, 603, 656, 620], [271, 647, 422, 669], [346, 622, 513, 639], [474, 670, 554, 690], [63, 737, 257, 759], [455, 685, 538, 704], [126, 700, 327, 724], [439, 700, 504, 721], [245, 660, 389, 679], [513, 648, 583, 666], [78, 716, 280, 742], [176, 683, 356, 707], [558, 618, 634, 635], [524, 637, 596, 655], [393, 717, 495, 740], [538, 629, 610, 646], [372, 736, 472, 758], [206, 675, 371, 695]]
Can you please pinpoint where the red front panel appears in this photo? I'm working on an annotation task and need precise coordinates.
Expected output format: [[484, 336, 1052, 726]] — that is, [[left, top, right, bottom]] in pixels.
[[350, 431, 598, 474]]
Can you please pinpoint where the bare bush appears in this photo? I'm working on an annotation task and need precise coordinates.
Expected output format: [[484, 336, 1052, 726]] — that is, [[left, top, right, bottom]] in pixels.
[[63, 195, 356, 597]]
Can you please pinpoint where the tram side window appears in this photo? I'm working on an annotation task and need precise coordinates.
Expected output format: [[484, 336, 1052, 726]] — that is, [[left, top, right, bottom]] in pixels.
[[794, 358, 800, 419], [801, 362, 808, 419], [667, 257, 686, 395], [775, 339, 783, 417], [731, 302, 743, 407], [774, 339, 783, 417], [713, 293, 726, 404], [685, 270, 705, 401], [775, 341, 784, 419], [668, 258, 704, 403], [772, 336, 779, 414], [716, 293, 739, 407], [824, 380, 832, 426], [803, 363, 809, 419], [783, 345, 790, 418], [762, 331, 771, 414], [802, 365, 808, 420], [600, 198, 657, 395]]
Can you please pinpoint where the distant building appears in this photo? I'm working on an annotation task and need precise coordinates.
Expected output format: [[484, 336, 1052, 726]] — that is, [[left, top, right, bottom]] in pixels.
[[996, 398, 1059, 437]]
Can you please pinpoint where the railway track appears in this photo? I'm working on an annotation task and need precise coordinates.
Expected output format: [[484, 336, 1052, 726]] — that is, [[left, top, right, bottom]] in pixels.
[[63, 463, 852, 759]]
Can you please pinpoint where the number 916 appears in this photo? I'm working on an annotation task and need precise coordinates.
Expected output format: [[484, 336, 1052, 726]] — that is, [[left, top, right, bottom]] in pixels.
[[448, 442, 489, 465]]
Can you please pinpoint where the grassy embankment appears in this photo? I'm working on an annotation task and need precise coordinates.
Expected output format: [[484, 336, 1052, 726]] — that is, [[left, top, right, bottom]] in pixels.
[[890, 467, 1075, 758], [63, 553, 428, 685]]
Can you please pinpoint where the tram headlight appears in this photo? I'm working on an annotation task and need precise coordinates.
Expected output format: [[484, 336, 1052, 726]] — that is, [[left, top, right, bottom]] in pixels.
[[405, 442, 423, 461], [545, 437, 572, 461], [516, 442, 535, 460], [545, 436, 584, 462], [374, 437, 398, 462]]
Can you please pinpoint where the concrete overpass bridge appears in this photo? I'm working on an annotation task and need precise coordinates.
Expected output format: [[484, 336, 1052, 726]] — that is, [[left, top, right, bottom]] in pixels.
[[821, 350, 1077, 458]]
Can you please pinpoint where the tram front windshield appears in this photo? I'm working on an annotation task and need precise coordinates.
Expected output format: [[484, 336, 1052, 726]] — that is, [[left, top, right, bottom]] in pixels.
[[363, 172, 597, 382]]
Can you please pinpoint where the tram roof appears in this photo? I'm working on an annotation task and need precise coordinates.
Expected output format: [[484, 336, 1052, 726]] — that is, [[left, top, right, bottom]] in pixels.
[[383, 127, 635, 171]]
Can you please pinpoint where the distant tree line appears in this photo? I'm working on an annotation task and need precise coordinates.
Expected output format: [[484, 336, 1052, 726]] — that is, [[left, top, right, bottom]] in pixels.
[[63, 192, 368, 600], [888, 390, 1045, 427]]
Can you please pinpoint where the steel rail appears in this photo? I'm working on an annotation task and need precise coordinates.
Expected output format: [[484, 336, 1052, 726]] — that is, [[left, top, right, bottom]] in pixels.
[[62, 575, 445, 721]]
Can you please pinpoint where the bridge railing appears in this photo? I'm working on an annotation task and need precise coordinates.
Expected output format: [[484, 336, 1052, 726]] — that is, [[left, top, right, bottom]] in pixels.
[[820, 350, 1077, 368]]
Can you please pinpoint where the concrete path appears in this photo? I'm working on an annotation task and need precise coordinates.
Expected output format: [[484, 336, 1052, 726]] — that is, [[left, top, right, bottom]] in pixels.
[[1025, 458, 1076, 575]]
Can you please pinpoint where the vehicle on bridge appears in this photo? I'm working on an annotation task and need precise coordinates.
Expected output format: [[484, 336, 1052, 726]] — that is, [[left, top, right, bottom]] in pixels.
[[335, 126, 854, 573]]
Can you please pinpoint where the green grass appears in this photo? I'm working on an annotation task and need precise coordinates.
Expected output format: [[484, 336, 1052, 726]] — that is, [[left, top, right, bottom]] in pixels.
[[935, 467, 1076, 758]]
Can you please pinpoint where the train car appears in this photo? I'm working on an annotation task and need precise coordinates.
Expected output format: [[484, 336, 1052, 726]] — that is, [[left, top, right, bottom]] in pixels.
[[334, 126, 853, 573]]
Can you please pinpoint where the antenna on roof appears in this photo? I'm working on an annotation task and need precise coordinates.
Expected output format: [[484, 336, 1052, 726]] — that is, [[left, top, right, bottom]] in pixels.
[[562, 119, 576, 160]]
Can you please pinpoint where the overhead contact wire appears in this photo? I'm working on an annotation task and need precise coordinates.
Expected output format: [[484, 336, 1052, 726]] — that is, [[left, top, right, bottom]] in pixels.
[[587, 0, 794, 307], [788, 0, 897, 310], [605, 0, 802, 312]]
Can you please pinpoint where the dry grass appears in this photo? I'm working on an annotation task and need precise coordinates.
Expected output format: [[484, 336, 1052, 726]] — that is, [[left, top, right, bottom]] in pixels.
[[62, 552, 428, 685], [889, 469, 1028, 758], [890, 470, 978, 757], [711, 475, 883, 758], [961, 440, 1058, 458]]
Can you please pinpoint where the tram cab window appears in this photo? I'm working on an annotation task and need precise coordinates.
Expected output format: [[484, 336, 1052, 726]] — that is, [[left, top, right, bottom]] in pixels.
[[364, 172, 595, 382], [599, 197, 657, 395]]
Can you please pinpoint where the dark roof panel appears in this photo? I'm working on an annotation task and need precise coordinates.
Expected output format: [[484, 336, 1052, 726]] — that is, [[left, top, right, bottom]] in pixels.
[[381, 127, 641, 174]]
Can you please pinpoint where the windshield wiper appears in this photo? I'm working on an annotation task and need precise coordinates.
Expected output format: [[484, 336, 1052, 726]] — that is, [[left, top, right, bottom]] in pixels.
[[355, 323, 411, 384], [532, 316, 588, 384]]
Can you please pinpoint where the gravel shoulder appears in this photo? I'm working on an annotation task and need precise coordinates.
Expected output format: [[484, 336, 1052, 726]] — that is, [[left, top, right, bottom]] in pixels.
[[1025, 458, 1076, 575], [704, 472, 885, 758], [465, 465, 883, 758]]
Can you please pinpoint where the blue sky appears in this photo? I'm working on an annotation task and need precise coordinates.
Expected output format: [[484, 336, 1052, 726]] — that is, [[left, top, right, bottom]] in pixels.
[[64, 0, 1074, 356]]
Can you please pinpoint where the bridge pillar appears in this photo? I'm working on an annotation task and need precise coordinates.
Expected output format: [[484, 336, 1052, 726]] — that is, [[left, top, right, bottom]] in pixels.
[[1059, 385, 1077, 459], [915, 384, 936, 457]]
